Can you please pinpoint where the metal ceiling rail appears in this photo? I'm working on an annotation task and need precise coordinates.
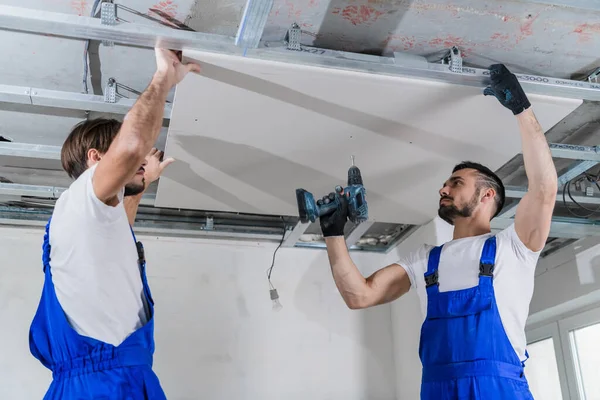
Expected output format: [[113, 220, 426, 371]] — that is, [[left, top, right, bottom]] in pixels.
[[549, 143, 600, 162], [505, 185, 600, 205], [491, 217, 600, 239], [0, 217, 286, 242], [1, 6, 600, 101], [0, 182, 157, 206], [0, 83, 172, 118], [234, 0, 273, 49], [0, 142, 61, 160]]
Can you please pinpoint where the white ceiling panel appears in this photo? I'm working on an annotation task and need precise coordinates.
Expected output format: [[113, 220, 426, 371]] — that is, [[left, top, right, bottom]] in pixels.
[[155, 50, 581, 225]]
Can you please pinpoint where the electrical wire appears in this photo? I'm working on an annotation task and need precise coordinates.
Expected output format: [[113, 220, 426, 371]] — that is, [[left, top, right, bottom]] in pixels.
[[562, 175, 600, 218], [266, 216, 286, 289]]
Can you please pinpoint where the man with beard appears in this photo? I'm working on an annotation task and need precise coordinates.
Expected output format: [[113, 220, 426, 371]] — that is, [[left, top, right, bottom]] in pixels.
[[28, 48, 200, 399], [319, 64, 555, 399]]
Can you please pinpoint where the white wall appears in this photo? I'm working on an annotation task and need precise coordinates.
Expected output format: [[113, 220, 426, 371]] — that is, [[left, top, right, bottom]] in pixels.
[[384, 217, 453, 400], [0, 226, 396, 400], [528, 236, 600, 326]]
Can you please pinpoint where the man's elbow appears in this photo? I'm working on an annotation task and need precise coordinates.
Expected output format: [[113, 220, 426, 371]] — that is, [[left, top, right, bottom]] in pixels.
[[112, 137, 147, 164], [344, 294, 370, 310]]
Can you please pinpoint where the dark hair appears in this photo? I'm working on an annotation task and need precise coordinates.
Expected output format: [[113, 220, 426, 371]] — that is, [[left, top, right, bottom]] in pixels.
[[453, 161, 505, 218], [61, 118, 122, 179]]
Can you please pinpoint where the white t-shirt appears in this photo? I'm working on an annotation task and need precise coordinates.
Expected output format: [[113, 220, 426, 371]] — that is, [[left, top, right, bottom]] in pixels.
[[396, 223, 540, 361], [49, 163, 149, 346]]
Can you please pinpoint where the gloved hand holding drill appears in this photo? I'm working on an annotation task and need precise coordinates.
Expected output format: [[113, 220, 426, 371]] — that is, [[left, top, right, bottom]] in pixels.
[[318, 187, 349, 237], [484, 64, 531, 115]]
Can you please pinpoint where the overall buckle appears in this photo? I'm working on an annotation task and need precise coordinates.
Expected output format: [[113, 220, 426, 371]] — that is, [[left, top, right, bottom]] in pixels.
[[479, 262, 494, 277], [425, 271, 439, 288]]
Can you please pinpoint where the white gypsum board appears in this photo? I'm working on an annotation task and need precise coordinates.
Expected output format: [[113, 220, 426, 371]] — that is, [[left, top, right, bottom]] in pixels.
[[155, 50, 582, 225]]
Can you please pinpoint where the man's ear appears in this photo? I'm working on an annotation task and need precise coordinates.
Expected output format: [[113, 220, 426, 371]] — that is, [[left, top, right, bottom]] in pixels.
[[86, 149, 102, 165], [482, 187, 496, 202]]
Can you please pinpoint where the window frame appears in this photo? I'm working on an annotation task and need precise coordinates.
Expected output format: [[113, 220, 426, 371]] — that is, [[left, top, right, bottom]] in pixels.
[[526, 322, 571, 400], [557, 307, 600, 400]]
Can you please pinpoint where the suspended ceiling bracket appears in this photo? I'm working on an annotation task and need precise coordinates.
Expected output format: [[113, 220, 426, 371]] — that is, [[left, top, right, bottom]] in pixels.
[[286, 23, 301, 51], [588, 67, 600, 83], [1, 6, 600, 101], [100, 1, 117, 47], [104, 78, 117, 103]]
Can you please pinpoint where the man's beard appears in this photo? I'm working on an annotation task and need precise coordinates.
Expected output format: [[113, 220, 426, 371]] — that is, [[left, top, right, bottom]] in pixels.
[[124, 179, 145, 197], [437, 189, 480, 225]]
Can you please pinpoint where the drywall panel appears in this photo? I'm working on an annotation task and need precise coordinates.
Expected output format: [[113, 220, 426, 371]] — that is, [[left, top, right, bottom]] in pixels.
[[0, 226, 396, 400], [156, 51, 581, 224]]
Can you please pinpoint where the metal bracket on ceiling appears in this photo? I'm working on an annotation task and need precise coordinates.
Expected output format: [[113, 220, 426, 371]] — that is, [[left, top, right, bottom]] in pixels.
[[286, 23, 301, 51], [441, 46, 463, 74], [100, 1, 117, 47], [104, 77, 116, 103], [588, 67, 600, 83]]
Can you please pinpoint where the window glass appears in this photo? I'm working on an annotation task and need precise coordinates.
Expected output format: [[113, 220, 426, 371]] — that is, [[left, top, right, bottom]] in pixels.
[[570, 322, 600, 400], [525, 337, 563, 400]]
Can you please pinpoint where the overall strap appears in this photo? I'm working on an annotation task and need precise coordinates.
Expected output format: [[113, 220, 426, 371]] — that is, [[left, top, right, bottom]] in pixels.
[[479, 236, 497, 278], [129, 225, 145, 270], [424, 245, 443, 290], [42, 217, 52, 273]]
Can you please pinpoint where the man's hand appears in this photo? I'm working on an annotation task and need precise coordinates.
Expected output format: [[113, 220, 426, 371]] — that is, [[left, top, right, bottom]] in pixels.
[[484, 64, 531, 115], [144, 147, 175, 184], [319, 188, 349, 237], [154, 48, 201, 89]]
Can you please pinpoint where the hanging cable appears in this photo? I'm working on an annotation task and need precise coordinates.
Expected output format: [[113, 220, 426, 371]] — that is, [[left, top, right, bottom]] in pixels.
[[266, 216, 286, 288], [266, 217, 286, 312], [562, 175, 600, 218]]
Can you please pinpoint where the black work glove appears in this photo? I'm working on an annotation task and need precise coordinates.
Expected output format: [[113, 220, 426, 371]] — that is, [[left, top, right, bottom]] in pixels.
[[319, 187, 348, 237], [483, 64, 531, 115]]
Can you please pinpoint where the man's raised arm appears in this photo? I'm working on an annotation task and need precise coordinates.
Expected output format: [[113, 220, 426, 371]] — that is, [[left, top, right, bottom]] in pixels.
[[94, 49, 200, 205], [321, 192, 411, 309], [484, 64, 558, 252]]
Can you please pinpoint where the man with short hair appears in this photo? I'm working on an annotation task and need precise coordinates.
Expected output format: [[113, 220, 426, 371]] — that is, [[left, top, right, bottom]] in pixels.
[[319, 64, 556, 399], [29, 48, 200, 399]]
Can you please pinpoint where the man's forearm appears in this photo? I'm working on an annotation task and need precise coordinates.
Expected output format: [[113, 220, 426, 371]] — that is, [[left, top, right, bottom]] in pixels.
[[517, 108, 558, 197], [325, 237, 370, 309], [119, 75, 170, 158]]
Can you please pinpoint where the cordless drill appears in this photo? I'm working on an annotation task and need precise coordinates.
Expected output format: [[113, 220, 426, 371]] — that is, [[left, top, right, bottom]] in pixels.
[[295, 156, 368, 224]]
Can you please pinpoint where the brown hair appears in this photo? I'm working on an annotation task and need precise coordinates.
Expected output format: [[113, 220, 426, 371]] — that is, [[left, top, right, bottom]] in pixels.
[[61, 118, 122, 179]]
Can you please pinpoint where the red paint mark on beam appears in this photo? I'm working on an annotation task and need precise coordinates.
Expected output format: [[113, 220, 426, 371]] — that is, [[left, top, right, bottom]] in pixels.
[[308, 0, 319, 8], [150, 0, 178, 19], [332, 5, 385, 26]]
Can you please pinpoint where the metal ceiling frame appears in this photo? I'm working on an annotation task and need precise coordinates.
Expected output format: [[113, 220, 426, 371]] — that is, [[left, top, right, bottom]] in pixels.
[[1, 6, 600, 101], [1, 5, 600, 252], [0, 83, 172, 118]]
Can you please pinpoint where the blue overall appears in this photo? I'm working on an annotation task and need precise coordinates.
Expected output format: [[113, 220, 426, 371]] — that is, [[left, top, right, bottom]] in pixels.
[[29, 219, 166, 399], [418, 236, 534, 399]]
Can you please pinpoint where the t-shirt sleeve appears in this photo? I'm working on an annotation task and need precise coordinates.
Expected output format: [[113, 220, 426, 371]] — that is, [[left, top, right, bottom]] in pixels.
[[66, 163, 126, 224], [394, 245, 430, 290], [497, 222, 542, 266]]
